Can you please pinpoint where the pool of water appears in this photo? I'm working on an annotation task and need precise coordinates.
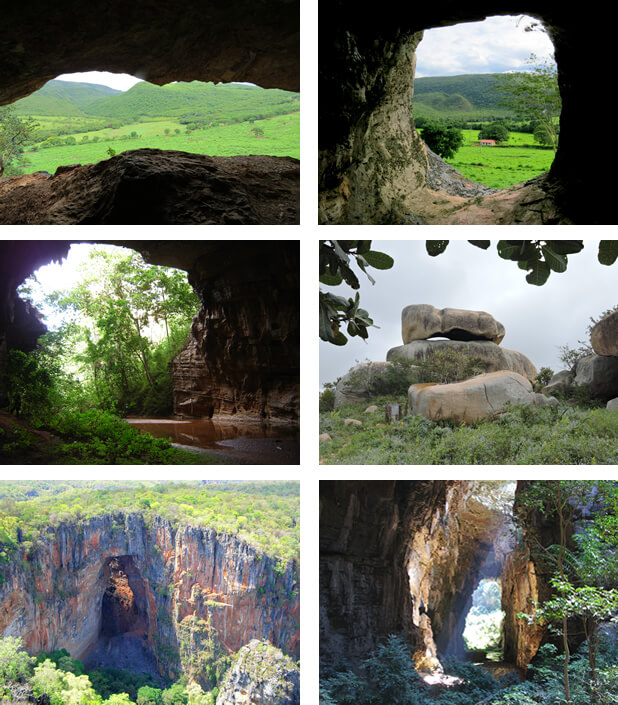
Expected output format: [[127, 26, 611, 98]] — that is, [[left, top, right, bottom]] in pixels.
[[126, 418, 300, 465]]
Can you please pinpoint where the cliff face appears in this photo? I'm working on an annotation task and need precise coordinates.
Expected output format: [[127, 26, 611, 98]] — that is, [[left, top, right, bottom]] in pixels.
[[0, 514, 299, 684], [320, 480, 552, 673]]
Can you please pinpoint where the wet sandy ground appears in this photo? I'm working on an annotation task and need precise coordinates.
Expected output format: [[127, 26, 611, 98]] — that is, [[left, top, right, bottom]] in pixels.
[[126, 418, 300, 465]]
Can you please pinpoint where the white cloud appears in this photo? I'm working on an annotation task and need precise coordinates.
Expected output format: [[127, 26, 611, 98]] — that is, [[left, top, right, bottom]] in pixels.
[[319, 240, 617, 388], [56, 71, 143, 91], [415, 15, 555, 77]]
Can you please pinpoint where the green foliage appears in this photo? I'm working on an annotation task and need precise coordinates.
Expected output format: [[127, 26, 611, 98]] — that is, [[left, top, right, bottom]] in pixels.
[[426, 240, 617, 286], [420, 121, 464, 158], [320, 401, 618, 465], [0, 635, 35, 682], [478, 121, 510, 143], [319, 241, 394, 345], [6, 349, 54, 420], [0, 105, 39, 177]]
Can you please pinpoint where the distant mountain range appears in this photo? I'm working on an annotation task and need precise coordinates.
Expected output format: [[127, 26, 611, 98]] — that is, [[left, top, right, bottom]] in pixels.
[[13, 79, 300, 123], [413, 73, 511, 120]]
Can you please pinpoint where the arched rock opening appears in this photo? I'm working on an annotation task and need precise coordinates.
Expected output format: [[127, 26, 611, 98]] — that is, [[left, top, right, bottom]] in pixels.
[[318, 5, 613, 224], [0, 240, 299, 422], [0, 1, 299, 224]]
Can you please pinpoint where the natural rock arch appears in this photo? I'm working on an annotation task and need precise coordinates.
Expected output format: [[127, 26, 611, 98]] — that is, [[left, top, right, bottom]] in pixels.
[[318, 5, 612, 224], [0, 0, 299, 224], [0, 240, 299, 422]]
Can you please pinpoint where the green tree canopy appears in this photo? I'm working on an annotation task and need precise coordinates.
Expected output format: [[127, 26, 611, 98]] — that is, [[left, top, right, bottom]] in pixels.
[[420, 121, 464, 159], [0, 106, 38, 177]]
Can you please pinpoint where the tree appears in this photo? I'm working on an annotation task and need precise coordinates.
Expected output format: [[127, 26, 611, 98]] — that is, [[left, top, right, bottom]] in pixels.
[[0, 106, 38, 177], [420, 121, 463, 159], [478, 122, 509, 143], [495, 54, 561, 151], [0, 636, 34, 682], [319, 241, 394, 345]]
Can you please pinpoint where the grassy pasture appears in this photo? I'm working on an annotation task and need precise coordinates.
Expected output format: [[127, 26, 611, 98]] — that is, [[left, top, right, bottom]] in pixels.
[[445, 129, 555, 189], [22, 112, 300, 174]]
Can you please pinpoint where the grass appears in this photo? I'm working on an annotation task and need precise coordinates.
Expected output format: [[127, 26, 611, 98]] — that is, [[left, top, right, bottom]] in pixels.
[[445, 130, 555, 189], [319, 398, 618, 465], [21, 112, 300, 174]]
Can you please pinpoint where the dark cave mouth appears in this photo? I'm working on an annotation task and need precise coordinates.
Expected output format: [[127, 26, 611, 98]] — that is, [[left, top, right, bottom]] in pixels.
[[84, 555, 162, 679]]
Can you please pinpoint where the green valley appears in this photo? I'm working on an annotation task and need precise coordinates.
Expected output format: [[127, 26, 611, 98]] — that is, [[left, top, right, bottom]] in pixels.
[[6, 79, 300, 176]]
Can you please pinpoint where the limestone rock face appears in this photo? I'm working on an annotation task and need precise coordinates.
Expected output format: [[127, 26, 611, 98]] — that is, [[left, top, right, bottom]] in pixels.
[[402, 304, 505, 344], [216, 640, 300, 705], [574, 354, 618, 402], [0, 514, 299, 684], [590, 310, 618, 357], [408, 371, 538, 424], [1, 0, 298, 107], [387, 339, 537, 380], [0, 151, 300, 225]]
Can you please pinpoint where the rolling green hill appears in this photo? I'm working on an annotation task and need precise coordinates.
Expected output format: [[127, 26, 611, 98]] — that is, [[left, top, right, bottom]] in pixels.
[[13, 81, 122, 116], [413, 73, 511, 121]]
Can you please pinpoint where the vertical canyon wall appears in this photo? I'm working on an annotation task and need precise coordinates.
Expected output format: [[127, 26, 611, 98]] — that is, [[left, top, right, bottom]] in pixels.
[[0, 513, 299, 684]]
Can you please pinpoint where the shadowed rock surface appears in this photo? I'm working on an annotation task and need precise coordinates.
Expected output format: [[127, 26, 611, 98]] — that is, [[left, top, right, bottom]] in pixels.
[[0, 151, 300, 225], [319, 5, 613, 224]]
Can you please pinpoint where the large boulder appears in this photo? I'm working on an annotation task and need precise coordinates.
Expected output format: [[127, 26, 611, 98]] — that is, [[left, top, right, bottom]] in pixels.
[[607, 398, 618, 411], [542, 369, 574, 397], [408, 371, 546, 424], [590, 310, 618, 357], [574, 354, 618, 402], [402, 304, 505, 344], [334, 362, 392, 408], [387, 339, 537, 381]]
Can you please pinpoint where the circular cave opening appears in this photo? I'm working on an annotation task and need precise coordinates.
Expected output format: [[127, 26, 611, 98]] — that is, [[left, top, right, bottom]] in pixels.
[[414, 14, 559, 192], [84, 555, 161, 679]]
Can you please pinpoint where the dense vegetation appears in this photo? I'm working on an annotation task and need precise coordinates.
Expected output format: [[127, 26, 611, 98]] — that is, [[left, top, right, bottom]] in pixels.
[[2, 79, 300, 176], [0, 246, 222, 465], [0, 481, 300, 566], [319, 352, 618, 465]]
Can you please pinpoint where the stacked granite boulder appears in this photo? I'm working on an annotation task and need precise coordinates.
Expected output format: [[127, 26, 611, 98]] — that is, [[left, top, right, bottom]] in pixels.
[[544, 309, 618, 408], [393, 305, 553, 424]]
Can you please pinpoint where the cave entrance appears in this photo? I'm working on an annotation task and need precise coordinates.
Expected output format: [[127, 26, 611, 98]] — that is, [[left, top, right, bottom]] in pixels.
[[462, 578, 504, 662], [414, 14, 559, 191], [84, 555, 161, 679]]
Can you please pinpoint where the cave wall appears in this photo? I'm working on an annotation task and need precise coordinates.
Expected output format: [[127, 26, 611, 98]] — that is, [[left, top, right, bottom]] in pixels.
[[1, 0, 299, 107], [319, 4, 614, 224], [0, 240, 299, 422], [0, 513, 299, 684], [320, 480, 549, 673]]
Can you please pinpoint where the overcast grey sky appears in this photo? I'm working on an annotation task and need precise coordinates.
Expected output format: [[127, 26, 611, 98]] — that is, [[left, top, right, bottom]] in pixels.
[[319, 240, 617, 388], [415, 14, 555, 77]]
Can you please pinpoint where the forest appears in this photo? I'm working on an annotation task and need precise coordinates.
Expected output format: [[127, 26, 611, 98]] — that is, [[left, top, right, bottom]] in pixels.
[[320, 480, 618, 705], [0, 245, 211, 464], [0, 481, 300, 705]]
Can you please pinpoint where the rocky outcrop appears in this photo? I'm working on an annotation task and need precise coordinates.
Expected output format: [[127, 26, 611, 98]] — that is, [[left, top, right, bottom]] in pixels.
[[0, 151, 300, 225], [408, 371, 555, 424], [333, 362, 392, 408], [0, 514, 299, 685], [319, 6, 613, 224], [1, 0, 298, 108], [215, 639, 300, 705], [591, 310, 618, 357], [402, 304, 505, 344], [387, 340, 537, 380], [574, 354, 618, 402], [0, 241, 299, 422]]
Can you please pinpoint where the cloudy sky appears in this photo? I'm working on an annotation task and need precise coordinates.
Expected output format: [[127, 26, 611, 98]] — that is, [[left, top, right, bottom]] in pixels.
[[319, 240, 617, 389], [56, 72, 143, 91], [415, 14, 555, 77]]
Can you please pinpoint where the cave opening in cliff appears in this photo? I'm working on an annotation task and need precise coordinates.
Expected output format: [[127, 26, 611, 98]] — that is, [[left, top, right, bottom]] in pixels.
[[414, 14, 558, 191], [462, 578, 504, 661]]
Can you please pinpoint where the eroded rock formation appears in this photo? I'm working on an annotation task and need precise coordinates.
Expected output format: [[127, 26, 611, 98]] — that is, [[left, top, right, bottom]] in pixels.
[[320, 480, 564, 674], [0, 240, 299, 423], [402, 305, 505, 345], [0, 152, 300, 225], [0, 514, 299, 685], [319, 6, 613, 224]]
